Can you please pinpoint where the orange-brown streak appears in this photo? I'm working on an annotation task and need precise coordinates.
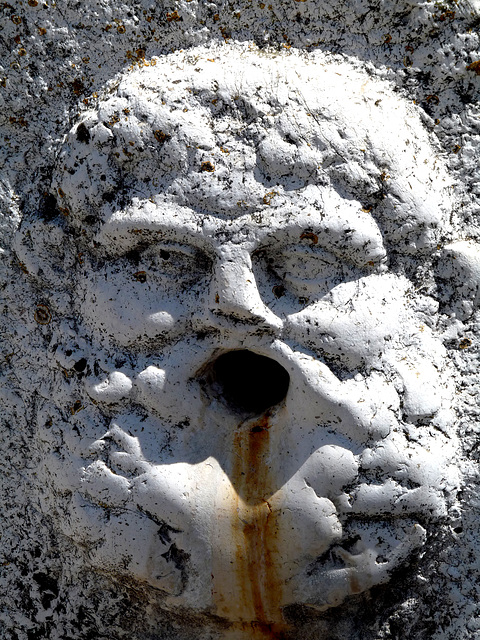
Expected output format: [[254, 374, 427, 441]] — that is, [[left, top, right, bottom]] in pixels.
[[231, 413, 286, 636]]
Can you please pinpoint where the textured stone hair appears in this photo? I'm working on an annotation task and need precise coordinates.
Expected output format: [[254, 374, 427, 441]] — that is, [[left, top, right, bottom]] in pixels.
[[51, 46, 451, 256]]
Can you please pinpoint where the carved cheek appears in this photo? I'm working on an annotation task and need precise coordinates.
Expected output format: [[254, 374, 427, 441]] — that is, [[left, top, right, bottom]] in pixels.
[[284, 304, 399, 373], [79, 272, 192, 345]]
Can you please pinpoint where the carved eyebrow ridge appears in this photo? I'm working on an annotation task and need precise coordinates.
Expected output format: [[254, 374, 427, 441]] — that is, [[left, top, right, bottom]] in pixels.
[[96, 199, 386, 268]]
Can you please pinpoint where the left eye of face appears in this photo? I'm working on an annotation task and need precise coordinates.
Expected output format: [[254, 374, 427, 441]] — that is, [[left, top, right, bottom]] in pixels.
[[258, 244, 356, 296], [278, 245, 339, 279]]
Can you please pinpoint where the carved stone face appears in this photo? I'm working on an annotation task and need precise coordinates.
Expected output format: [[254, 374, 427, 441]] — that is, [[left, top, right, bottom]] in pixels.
[[33, 48, 458, 632]]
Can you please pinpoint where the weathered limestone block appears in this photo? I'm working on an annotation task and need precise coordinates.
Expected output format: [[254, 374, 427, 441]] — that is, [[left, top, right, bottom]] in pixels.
[[5, 46, 469, 638]]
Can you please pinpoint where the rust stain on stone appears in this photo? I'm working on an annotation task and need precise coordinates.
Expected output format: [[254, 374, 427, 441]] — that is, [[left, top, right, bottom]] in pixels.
[[349, 571, 362, 595], [221, 412, 288, 638]]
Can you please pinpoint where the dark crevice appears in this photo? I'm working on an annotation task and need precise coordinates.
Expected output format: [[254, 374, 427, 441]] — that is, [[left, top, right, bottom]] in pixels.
[[204, 349, 290, 415]]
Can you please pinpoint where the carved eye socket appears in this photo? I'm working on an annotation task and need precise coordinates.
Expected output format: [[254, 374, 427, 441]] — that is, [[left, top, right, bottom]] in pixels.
[[143, 244, 211, 283], [119, 242, 211, 288], [277, 245, 340, 283], [256, 244, 354, 297]]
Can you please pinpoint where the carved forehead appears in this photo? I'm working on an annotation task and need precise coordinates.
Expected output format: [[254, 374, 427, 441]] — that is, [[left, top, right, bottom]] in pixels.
[[99, 49, 429, 181], [54, 47, 451, 253]]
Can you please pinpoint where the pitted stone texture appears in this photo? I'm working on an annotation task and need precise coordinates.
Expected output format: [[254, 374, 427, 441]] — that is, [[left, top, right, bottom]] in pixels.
[[10, 48, 461, 637]]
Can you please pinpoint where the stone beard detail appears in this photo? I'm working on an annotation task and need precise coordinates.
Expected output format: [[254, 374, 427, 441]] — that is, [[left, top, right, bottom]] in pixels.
[[21, 47, 459, 636]]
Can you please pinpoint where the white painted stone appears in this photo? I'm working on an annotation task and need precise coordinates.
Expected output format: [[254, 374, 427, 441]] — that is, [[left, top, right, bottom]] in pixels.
[[8, 47, 460, 636], [3, 8, 480, 631]]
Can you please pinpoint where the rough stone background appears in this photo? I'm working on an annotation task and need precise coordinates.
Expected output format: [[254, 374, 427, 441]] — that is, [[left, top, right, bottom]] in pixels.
[[1, 1, 480, 638]]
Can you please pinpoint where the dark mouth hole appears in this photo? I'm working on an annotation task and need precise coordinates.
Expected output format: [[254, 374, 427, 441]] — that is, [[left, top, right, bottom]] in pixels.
[[207, 349, 290, 415]]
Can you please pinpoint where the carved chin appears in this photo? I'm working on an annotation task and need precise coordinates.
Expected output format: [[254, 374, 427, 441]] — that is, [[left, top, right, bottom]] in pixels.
[[53, 451, 429, 623], [41, 411, 443, 625]]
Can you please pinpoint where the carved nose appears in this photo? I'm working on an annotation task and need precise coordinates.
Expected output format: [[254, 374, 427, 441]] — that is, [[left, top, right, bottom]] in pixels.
[[205, 350, 290, 415], [210, 247, 282, 331]]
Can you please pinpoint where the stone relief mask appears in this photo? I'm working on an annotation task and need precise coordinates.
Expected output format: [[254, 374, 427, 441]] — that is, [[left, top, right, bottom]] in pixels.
[[19, 46, 459, 634]]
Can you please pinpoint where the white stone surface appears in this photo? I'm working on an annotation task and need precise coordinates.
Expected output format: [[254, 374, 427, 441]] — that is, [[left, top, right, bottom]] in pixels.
[[1, 5, 480, 640]]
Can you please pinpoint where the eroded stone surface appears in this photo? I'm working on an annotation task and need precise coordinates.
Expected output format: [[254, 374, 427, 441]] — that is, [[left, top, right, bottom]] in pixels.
[[9, 48, 463, 637]]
